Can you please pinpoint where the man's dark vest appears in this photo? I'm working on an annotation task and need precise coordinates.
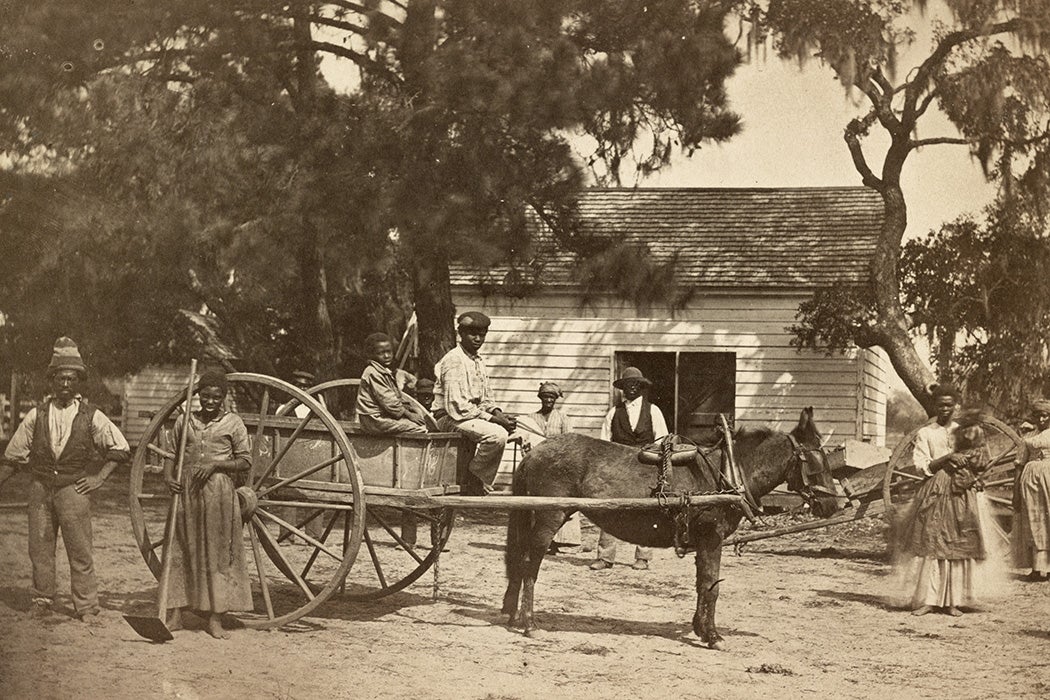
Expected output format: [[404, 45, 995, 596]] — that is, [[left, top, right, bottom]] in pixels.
[[611, 399, 655, 447], [28, 400, 100, 487]]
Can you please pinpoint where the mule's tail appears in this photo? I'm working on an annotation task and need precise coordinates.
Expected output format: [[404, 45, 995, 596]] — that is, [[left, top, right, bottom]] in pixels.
[[505, 456, 533, 581]]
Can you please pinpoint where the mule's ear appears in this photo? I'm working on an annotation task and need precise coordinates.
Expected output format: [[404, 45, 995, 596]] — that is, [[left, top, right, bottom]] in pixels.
[[797, 406, 813, 429]]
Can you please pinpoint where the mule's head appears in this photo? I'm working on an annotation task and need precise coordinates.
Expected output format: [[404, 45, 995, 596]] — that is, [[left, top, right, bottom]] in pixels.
[[785, 406, 844, 517]]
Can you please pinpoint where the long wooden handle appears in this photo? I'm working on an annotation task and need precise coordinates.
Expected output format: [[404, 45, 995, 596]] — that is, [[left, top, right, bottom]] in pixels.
[[156, 359, 197, 618]]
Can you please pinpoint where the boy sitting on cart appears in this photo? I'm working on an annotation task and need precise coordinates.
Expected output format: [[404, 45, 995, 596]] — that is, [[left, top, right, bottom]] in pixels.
[[355, 333, 428, 434]]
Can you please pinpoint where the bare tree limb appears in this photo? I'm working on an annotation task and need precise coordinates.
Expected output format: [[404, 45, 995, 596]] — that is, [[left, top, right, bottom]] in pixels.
[[910, 136, 970, 148], [305, 40, 403, 86], [844, 112, 883, 190], [322, 0, 404, 28], [915, 89, 938, 119]]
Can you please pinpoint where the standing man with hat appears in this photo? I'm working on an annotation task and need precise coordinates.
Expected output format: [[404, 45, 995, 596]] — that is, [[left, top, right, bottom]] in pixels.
[[589, 366, 668, 571], [0, 337, 130, 620], [433, 312, 516, 494]]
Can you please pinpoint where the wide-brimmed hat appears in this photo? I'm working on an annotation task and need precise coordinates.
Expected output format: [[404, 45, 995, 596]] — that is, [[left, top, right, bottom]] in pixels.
[[613, 366, 651, 389], [46, 337, 87, 376]]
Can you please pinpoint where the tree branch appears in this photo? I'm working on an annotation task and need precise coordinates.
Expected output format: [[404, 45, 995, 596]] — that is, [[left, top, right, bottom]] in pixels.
[[915, 89, 938, 119], [305, 40, 403, 86], [322, 0, 404, 28], [844, 112, 883, 191], [304, 13, 369, 38], [904, 17, 1027, 120], [910, 136, 970, 148]]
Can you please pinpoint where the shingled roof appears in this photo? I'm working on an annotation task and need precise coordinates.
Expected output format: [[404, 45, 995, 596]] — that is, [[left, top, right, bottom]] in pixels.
[[450, 187, 884, 290]]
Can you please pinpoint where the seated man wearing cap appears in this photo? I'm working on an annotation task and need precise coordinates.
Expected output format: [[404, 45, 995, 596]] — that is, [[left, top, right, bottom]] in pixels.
[[356, 333, 427, 434], [433, 312, 517, 494], [0, 337, 130, 621]]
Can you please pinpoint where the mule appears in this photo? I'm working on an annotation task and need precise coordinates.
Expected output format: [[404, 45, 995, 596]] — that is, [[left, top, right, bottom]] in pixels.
[[502, 407, 824, 649]]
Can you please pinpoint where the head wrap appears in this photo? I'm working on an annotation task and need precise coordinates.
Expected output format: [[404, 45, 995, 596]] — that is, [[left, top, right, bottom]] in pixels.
[[416, 378, 435, 392], [46, 337, 87, 377], [537, 382, 563, 398], [1032, 399, 1050, 417], [197, 370, 229, 395]]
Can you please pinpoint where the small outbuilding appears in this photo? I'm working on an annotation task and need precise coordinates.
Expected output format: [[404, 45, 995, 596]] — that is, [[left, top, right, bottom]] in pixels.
[[449, 187, 889, 480]]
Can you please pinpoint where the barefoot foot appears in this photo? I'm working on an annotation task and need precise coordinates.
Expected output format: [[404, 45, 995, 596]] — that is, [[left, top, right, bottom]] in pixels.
[[207, 613, 230, 639], [911, 605, 933, 616]]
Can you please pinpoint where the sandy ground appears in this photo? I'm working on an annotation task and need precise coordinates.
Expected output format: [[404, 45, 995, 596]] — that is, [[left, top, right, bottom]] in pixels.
[[2, 472, 1049, 700]]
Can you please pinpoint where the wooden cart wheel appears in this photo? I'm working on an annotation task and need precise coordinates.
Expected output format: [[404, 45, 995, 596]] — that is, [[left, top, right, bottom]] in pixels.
[[883, 414, 1023, 549], [129, 372, 366, 629], [340, 504, 454, 600], [282, 378, 453, 600]]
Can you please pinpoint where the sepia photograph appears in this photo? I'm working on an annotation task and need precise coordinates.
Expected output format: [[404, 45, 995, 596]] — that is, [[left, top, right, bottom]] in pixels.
[[1, 1, 1049, 698]]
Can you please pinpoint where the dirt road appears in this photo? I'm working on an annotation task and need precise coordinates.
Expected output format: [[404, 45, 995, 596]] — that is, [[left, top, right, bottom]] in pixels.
[[1, 474, 1048, 699]]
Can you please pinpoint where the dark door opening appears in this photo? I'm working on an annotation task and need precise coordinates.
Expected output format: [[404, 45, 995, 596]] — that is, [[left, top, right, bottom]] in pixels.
[[614, 351, 735, 444]]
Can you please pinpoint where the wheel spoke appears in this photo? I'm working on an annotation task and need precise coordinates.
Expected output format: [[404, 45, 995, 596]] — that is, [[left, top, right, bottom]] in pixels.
[[987, 443, 1018, 468], [251, 514, 316, 602], [147, 443, 175, 460], [250, 389, 271, 468], [248, 522, 275, 620], [340, 511, 352, 595], [252, 410, 316, 489], [256, 453, 346, 498], [370, 509, 425, 565], [984, 494, 1012, 508], [892, 470, 924, 482], [404, 508, 443, 526], [361, 526, 389, 589], [300, 511, 341, 580], [256, 508, 343, 561], [277, 509, 325, 544]]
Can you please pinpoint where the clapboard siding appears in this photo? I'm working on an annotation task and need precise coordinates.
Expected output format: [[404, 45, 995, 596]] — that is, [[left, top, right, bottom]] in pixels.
[[454, 291, 890, 485], [861, 348, 888, 445], [123, 365, 187, 445]]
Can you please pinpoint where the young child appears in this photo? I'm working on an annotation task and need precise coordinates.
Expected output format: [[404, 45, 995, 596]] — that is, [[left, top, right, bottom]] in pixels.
[[355, 333, 426, 434]]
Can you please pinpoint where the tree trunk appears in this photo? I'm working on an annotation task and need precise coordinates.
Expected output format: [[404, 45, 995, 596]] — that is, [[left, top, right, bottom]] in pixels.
[[869, 183, 937, 414], [298, 220, 337, 377], [410, 248, 456, 380]]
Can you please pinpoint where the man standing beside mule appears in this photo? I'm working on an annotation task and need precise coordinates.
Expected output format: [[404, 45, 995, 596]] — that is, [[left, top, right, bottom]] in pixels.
[[590, 366, 668, 571], [433, 312, 516, 494], [0, 337, 130, 620]]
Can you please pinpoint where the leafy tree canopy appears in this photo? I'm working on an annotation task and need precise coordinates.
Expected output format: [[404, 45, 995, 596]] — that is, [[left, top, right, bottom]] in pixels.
[[0, 0, 744, 380]]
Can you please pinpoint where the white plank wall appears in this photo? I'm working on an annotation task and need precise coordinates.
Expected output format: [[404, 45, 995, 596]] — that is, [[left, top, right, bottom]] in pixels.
[[454, 291, 890, 483], [123, 365, 186, 445]]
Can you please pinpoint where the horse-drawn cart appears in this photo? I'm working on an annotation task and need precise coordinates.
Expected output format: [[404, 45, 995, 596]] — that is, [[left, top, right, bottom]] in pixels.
[[128, 373, 753, 630]]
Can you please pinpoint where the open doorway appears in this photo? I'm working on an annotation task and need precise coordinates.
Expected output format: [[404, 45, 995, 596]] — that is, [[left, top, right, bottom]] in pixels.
[[613, 351, 735, 444]]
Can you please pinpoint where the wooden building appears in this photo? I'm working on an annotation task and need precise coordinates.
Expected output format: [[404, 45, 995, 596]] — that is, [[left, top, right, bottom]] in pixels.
[[449, 187, 889, 484]]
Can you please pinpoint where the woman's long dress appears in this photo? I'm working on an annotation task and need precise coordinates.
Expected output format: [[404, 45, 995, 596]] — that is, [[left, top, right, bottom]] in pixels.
[[524, 408, 581, 547], [167, 411, 254, 613], [1013, 429, 1050, 572], [899, 442, 990, 608]]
